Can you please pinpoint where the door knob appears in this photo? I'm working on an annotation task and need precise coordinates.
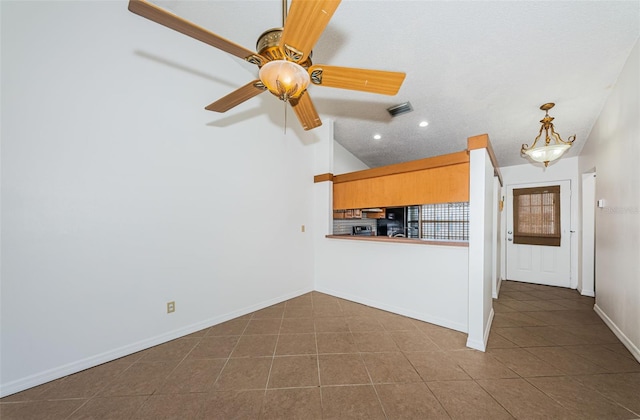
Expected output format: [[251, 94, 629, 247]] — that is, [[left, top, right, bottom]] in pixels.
[[508, 238, 513, 241], [508, 231, 512, 234]]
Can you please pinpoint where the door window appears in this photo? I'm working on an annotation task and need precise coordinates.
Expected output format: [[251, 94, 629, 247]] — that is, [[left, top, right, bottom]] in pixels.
[[513, 185, 561, 246]]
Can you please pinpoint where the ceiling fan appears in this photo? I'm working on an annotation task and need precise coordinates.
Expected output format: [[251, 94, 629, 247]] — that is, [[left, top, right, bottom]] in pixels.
[[128, 0, 406, 130]]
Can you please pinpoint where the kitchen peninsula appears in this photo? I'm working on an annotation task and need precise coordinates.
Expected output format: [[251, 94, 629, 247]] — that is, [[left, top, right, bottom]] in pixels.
[[325, 233, 469, 247], [314, 134, 501, 354]]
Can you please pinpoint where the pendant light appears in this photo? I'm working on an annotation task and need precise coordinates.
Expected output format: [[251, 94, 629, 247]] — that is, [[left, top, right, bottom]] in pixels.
[[521, 103, 576, 167]]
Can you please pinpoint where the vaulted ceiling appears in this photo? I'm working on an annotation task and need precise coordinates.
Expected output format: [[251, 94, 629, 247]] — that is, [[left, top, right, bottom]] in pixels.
[[145, 1, 639, 168]]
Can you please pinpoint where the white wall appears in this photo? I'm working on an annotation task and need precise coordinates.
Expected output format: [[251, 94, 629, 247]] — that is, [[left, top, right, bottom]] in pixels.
[[315, 239, 470, 332], [499, 157, 580, 289], [578, 40, 640, 362], [467, 148, 496, 351], [333, 140, 369, 174], [0, 1, 322, 396]]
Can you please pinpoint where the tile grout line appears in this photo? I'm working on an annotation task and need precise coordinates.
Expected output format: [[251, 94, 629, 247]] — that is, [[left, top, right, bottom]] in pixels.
[[472, 377, 522, 419], [135, 334, 212, 417], [261, 307, 286, 401], [209, 316, 252, 394], [62, 335, 184, 419], [311, 293, 325, 416], [357, 345, 390, 419], [335, 295, 390, 419]]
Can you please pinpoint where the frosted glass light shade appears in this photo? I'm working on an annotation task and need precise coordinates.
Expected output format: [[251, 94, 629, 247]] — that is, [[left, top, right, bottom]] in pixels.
[[259, 60, 310, 101], [524, 143, 571, 167]]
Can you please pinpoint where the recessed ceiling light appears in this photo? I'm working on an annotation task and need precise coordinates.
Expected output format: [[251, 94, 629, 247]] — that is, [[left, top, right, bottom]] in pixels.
[[419, 121, 429, 127], [373, 134, 382, 140]]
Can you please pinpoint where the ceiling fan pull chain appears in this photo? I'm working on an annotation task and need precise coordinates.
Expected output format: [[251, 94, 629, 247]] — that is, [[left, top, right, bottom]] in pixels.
[[284, 101, 287, 134]]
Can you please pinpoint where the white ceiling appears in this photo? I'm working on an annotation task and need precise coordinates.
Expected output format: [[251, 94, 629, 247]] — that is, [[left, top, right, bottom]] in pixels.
[[148, 0, 639, 168]]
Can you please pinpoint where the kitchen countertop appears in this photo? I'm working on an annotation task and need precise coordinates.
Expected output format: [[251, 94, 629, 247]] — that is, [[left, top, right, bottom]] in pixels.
[[325, 235, 469, 247]]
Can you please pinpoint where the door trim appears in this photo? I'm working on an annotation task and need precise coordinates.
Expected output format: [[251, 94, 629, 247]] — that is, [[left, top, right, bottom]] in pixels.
[[581, 172, 596, 297]]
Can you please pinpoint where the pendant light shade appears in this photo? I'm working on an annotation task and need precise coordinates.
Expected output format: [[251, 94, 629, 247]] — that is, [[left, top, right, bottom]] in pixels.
[[523, 143, 571, 165]]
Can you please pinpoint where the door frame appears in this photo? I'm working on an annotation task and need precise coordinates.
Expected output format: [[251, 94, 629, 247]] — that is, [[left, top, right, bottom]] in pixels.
[[581, 171, 596, 296]]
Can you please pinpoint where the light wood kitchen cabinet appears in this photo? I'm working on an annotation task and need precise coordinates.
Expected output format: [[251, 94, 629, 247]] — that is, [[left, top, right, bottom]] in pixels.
[[331, 151, 470, 210], [333, 209, 362, 219]]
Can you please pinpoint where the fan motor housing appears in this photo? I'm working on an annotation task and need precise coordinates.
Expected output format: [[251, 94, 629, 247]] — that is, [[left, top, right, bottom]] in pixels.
[[256, 28, 312, 68]]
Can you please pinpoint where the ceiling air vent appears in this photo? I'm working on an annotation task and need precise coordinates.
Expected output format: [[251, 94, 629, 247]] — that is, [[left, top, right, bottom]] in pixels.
[[387, 101, 413, 117]]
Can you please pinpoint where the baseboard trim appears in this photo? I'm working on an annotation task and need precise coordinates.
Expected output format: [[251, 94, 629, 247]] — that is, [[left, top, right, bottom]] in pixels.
[[580, 289, 595, 297], [594, 304, 640, 363], [0, 287, 313, 398], [466, 307, 494, 352], [315, 286, 468, 333], [493, 278, 504, 299]]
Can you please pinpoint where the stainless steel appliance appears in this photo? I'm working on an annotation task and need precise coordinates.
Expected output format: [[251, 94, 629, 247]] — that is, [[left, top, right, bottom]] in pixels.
[[377, 207, 405, 236], [352, 225, 373, 236]]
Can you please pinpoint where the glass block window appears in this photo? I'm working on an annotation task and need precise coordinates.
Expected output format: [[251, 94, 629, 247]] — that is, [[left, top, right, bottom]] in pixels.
[[420, 202, 469, 241], [406, 206, 420, 238]]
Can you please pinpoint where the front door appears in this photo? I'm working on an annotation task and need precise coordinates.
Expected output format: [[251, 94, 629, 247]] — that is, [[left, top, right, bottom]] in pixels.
[[506, 180, 571, 287]]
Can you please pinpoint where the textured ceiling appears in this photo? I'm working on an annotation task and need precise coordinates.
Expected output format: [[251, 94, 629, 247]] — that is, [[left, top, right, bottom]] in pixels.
[[147, 0, 639, 168]]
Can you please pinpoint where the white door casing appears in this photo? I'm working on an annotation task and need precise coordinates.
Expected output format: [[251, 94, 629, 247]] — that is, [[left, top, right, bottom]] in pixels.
[[506, 180, 571, 287], [581, 172, 596, 296]]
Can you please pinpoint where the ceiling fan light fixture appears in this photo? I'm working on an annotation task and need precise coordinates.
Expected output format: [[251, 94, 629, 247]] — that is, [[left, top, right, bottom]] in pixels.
[[259, 60, 310, 102], [521, 102, 576, 167]]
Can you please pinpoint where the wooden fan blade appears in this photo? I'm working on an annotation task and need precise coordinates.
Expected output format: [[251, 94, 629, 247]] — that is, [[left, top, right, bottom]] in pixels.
[[290, 91, 322, 131], [205, 80, 267, 112], [308, 65, 405, 95], [280, 0, 341, 64], [128, 0, 262, 63]]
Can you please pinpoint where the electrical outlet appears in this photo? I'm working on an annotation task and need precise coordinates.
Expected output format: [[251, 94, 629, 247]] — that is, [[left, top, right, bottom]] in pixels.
[[167, 301, 175, 313]]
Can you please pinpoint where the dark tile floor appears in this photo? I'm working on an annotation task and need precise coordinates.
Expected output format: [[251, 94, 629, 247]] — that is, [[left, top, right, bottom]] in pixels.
[[2, 280, 639, 419]]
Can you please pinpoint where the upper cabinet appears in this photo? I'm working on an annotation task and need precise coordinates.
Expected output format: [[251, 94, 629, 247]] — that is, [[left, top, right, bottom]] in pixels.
[[334, 208, 386, 219], [333, 209, 362, 219], [331, 152, 470, 210]]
